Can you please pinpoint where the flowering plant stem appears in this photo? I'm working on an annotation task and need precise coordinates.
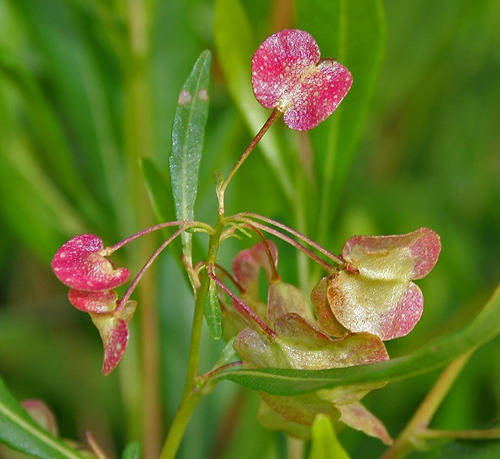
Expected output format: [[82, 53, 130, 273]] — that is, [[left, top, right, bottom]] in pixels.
[[159, 216, 226, 458], [161, 109, 283, 456]]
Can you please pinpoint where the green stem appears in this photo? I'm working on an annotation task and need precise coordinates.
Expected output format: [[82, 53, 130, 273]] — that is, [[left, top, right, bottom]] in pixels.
[[159, 216, 226, 458], [420, 428, 500, 440], [382, 350, 474, 459]]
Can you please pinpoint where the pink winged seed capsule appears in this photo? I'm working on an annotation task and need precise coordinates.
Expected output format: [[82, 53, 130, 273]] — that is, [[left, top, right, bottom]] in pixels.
[[51, 234, 130, 291], [251, 29, 352, 131], [91, 300, 137, 375], [328, 228, 441, 341], [68, 289, 119, 314]]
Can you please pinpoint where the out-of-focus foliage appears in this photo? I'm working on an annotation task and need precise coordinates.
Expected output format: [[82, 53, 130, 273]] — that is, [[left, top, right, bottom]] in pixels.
[[0, 0, 498, 458]]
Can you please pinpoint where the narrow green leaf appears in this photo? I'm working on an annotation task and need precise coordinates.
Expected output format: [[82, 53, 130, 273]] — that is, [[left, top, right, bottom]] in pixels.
[[214, 0, 294, 202], [204, 279, 223, 340], [122, 441, 141, 459], [297, 0, 386, 238], [216, 284, 500, 396], [0, 377, 82, 459], [170, 50, 212, 264], [309, 414, 350, 459]]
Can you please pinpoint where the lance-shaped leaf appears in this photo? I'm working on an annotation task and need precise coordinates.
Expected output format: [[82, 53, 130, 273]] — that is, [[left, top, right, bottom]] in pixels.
[[51, 234, 129, 291], [328, 228, 441, 340], [251, 29, 352, 131], [234, 310, 389, 435], [0, 378, 82, 458], [337, 402, 392, 445], [170, 50, 211, 264], [204, 278, 223, 340], [217, 284, 500, 396], [309, 413, 350, 459]]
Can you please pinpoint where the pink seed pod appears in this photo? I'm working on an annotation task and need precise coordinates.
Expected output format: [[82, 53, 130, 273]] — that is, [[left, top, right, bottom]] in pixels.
[[52, 234, 130, 291], [252, 29, 352, 131]]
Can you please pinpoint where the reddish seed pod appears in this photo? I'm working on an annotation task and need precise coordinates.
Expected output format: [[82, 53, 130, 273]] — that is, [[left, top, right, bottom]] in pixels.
[[51, 234, 130, 291], [251, 29, 352, 131]]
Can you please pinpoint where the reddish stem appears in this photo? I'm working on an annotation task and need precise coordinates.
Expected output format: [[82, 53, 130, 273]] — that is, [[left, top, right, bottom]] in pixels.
[[208, 270, 276, 338], [218, 109, 282, 214], [238, 223, 281, 282], [234, 212, 345, 266], [232, 217, 336, 273], [105, 220, 212, 254], [117, 226, 186, 311]]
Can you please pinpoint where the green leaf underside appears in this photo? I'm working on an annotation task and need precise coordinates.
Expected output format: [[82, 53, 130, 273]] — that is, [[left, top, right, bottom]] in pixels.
[[170, 50, 212, 261], [216, 285, 500, 396], [0, 377, 82, 458]]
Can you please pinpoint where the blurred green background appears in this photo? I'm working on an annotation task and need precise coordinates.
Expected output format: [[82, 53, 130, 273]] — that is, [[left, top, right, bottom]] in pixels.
[[0, 0, 498, 458]]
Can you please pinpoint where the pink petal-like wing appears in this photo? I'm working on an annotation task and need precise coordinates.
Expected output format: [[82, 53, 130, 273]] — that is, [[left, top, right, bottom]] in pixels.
[[52, 234, 130, 291], [252, 29, 320, 109], [283, 59, 352, 131], [342, 228, 441, 281], [68, 289, 118, 313], [91, 301, 136, 375], [232, 240, 278, 297]]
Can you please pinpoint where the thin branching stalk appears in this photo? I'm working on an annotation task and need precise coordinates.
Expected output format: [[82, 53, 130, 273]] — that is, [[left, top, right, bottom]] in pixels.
[[233, 212, 345, 266], [217, 109, 281, 214], [382, 351, 474, 459]]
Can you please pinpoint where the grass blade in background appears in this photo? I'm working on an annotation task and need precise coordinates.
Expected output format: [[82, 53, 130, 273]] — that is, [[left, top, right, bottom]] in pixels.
[[309, 414, 350, 459], [0, 378, 82, 459], [214, 0, 294, 202], [170, 50, 212, 265], [216, 284, 500, 395], [297, 0, 385, 240]]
